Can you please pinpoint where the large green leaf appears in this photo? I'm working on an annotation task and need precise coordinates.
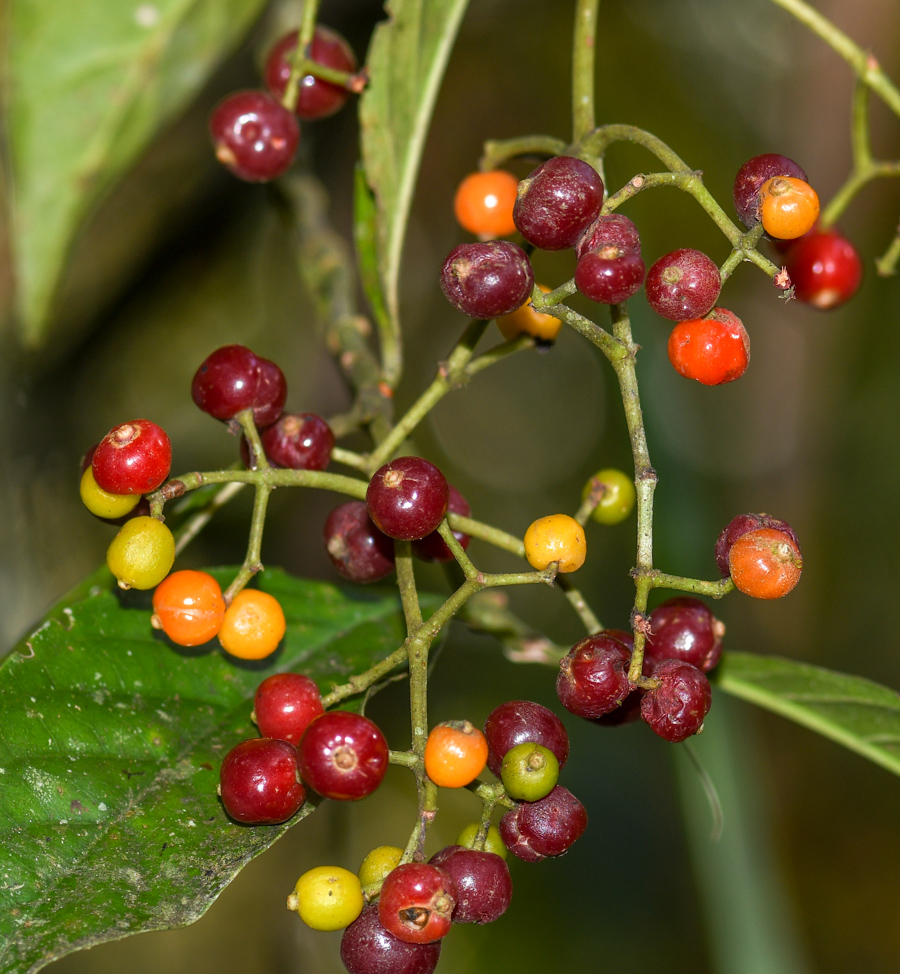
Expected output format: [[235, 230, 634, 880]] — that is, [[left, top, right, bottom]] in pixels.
[[5, 0, 269, 347], [358, 0, 470, 383], [0, 566, 427, 972], [716, 652, 900, 776]]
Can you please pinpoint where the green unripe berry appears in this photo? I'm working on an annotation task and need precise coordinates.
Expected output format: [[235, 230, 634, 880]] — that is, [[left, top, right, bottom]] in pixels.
[[106, 516, 175, 590], [500, 742, 559, 801], [456, 822, 507, 860], [583, 468, 636, 525], [286, 865, 364, 931], [358, 845, 403, 889], [80, 467, 141, 520]]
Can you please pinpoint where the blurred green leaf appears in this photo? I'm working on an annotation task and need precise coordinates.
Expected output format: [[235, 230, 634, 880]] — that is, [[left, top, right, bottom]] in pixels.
[[717, 652, 900, 776], [358, 0, 470, 383], [0, 566, 428, 972], [6, 0, 269, 347]]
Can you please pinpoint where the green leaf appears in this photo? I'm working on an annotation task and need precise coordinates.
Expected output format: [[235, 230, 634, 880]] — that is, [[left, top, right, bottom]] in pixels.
[[0, 567, 427, 972], [6, 0, 269, 347], [358, 0, 471, 385], [716, 652, 900, 777]]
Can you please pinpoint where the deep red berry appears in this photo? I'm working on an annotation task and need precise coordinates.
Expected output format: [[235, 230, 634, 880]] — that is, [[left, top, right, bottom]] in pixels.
[[366, 456, 449, 541], [733, 153, 808, 229], [209, 90, 299, 182], [253, 355, 288, 427], [191, 345, 286, 425], [575, 250, 646, 304], [499, 785, 588, 862], [715, 513, 801, 578], [248, 412, 334, 470], [575, 213, 642, 261], [264, 26, 357, 121], [91, 419, 171, 495], [593, 687, 644, 726], [428, 847, 512, 924], [644, 597, 724, 673], [253, 673, 324, 746], [412, 484, 471, 562], [729, 527, 803, 599], [341, 904, 442, 974], [483, 700, 569, 778], [784, 226, 863, 309], [378, 863, 457, 944], [556, 632, 634, 719], [440, 241, 534, 319], [645, 248, 722, 321], [667, 307, 750, 385], [641, 659, 711, 743], [513, 156, 604, 251], [218, 738, 306, 824], [297, 711, 388, 801], [324, 501, 396, 584]]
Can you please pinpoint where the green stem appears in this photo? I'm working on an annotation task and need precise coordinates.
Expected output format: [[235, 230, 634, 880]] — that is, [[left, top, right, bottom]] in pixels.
[[641, 571, 735, 599], [322, 645, 410, 707], [480, 135, 569, 171], [395, 541, 423, 635], [222, 480, 272, 604], [572, 0, 600, 143], [875, 226, 900, 276], [447, 513, 525, 558], [557, 575, 603, 633], [281, 0, 321, 111]]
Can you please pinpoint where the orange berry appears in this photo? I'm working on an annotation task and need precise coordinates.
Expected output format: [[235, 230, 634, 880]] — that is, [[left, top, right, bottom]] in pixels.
[[424, 721, 488, 788], [453, 170, 519, 238], [523, 514, 586, 573], [728, 528, 803, 599], [151, 570, 226, 646], [759, 177, 820, 240], [496, 284, 562, 342], [218, 588, 286, 660]]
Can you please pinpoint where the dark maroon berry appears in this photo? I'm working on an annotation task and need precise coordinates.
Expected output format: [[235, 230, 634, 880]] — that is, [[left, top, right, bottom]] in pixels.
[[641, 659, 711, 743], [264, 26, 358, 121], [644, 597, 724, 673], [192, 345, 261, 421], [593, 687, 644, 726], [428, 847, 512, 924], [378, 863, 456, 944], [440, 241, 534, 319], [645, 248, 722, 321], [324, 501, 396, 584], [218, 738, 306, 824], [513, 156, 604, 251], [784, 226, 863, 309], [575, 250, 646, 304], [91, 419, 171, 495], [367, 456, 449, 541], [483, 700, 569, 778], [209, 90, 299, 182], [556, 632, 634, 719], [715, 513, 801, 578], [412, 484, 471, 562], [297, 711, 388, 800], [252, 356, 288, 427], [253, 672, 324, 746], [341, 904, 442, 974], [499, 785, 587, 862], [575, 213, 642, 261], [733, 153, 808, 229], [255, 412, 334, 470]]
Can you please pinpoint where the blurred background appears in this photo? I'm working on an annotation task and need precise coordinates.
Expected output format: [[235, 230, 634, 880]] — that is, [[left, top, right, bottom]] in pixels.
[[2, 0, 900, 971]]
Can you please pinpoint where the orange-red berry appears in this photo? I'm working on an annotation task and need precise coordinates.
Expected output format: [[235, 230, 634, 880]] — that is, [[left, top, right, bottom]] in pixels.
[[728, 528, 803, 599], [454, 170, 519, 238], [152, 570, 226, 646], [667, 308, 750, 386], [424, 721, 488, 788]]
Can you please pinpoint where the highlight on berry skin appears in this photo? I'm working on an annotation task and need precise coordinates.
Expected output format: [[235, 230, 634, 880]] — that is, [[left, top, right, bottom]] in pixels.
[[523, 513, 587, 573], [454, 170, 519, 238]]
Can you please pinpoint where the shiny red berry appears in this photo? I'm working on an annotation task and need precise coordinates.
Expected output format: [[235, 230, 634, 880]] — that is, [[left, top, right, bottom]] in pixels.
[[575, 212, 642, 261], [428, 847, 512, 924], [341, 904, 442, 974], [209, 90, 299, 182], [191, 345, 286, 425], [575, 250, 646, 304], [253, 356, 288, 428], [556, 632, 634, 719], [644, 597, 724, 673], [641, 659, 711, 743], [412, 484, 471, 562], [378, 863, 457, 944], [715, 513, 801, 578], [483, 700, 569, 778], [324, 501, 396, 584], [91, 419, 171, 495], [733, 153, 808, 228], [784, 226, 863, 309], [513, 156, 604, 251], [297, 711, 388, 801], [366, 456, 449, 541], [645, 248, 721, 321], [250, 412, 334, 470], [499, 785, 588, 862], [440, 241, 534, 319], [218, 738, 306, 824], [667, 308, 750, 385], [253, 673, 324, 746]]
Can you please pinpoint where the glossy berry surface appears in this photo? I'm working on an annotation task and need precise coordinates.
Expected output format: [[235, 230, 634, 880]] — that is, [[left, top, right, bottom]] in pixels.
[[729, 527, 803, 599], [218, 589, 286, 660], [341, 904, 442, 974], [252, 355, 289, 428], [644, 597, 724, 673], [760, 177, 820, 240], [582, 468, 636, 525], [324, 500, 395, 583], [715, 513, 801, 578], [92, 419, 171, 495], [264, 26, 357, 120], [255, 412, 334, 470], [645, 248, 721, 321], [358, 846, 404, 888], [733, 153, 808, 228], [440, 241, 534, 319], [191, 345, 286, 425], [378, 863, 456, 944], [556, 632, 634, 719], [454, 170, 519, 238], [151, 570, 225, 647], [785, 227, 863, 309], [575, 249, 646, 304], [253, 672, 324, 745], [575, 212, 641, 261], [496, 284, 562, 342], [424, 720, 488, 788], [412, 484, 470, 562], [298, 711, 389, 801], [641, 659, 711, 743], [667, 308, 750, 385], [106, 516, 175, 591], [523, 513, 586, 572], [513, 156, 604, 250], [80, 467, 141, 520], [500, 742, 559, 801], [483, 699, 569, 778], [219, 737, 305, 824], [286, 865, 364, 931], [367, 456, 449, 541], [499, 785, 588, 862], [209, 90, 299, 182], [456, 823, 508, 860], [428, 847, 512, 924]]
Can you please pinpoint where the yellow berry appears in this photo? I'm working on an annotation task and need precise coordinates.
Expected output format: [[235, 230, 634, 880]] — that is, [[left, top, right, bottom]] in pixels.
[[496, 285, 562, 342], [582, 468, 636, 525], [80, 467, 141, 520], [106, 516, 175, 590], [218, 589, 286, 660], [286, 865, 364, 931], [358, 846, 404, 888], [456, 823, 508, 860], [523, 514, 586, 572]]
